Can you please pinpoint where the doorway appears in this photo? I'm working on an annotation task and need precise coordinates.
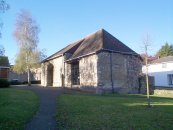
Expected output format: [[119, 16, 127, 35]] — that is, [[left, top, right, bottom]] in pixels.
[[47, 63, 54, 86]]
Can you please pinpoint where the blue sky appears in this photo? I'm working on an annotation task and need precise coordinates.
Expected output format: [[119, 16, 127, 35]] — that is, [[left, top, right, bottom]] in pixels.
[[0, 0, 173, 64]]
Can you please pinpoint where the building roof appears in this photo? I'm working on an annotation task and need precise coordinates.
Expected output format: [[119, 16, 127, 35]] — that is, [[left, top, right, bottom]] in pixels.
[[0, 56, 9, 67], [151, 56, 173, 64], [43, 29, 138, 62], [43, 39, 84, 61]]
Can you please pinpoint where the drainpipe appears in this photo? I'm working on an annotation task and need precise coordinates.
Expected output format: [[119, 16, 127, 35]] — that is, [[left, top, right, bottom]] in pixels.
[[63, 57, 65, 88], [45, 64, 47, 87], [110, 52, 114, 93], [62, 54, 65, 88]]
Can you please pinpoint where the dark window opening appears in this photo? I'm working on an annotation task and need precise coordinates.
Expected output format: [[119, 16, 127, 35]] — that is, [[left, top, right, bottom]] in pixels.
[[47, 63, 54, 86], [168, 74, 173, 85], [71, 61, 80, 85]]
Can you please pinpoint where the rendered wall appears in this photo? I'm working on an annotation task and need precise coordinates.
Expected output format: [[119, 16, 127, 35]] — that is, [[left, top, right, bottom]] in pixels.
[[143, 62, 173, 87]]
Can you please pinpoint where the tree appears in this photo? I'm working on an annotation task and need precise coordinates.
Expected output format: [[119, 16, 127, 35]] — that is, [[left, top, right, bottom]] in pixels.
[[0, 0, 10, 37], [156, 42, 173, 58], [0, 55, 9, 66], [140, 53, 157, 64], [0, 0, 9, 12], [142, 33, 151, 108], [0, 44, 5, 56], [13, 10, 42, 86]]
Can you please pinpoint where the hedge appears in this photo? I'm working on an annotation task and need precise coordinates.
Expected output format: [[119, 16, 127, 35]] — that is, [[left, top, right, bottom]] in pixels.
[[0, 79, 10, 88]]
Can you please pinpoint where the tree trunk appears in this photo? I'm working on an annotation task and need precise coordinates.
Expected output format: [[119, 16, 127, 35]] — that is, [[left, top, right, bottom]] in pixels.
[[28, 69, 31, 86]]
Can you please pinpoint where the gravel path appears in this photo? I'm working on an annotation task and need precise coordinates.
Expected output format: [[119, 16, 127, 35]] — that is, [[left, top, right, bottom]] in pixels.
[[23, 86, 63, 130]]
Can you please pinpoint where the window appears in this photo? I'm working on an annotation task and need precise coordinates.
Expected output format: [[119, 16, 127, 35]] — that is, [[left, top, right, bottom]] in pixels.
[[162, 63, 167, 68], [71, 61, 80, 85], [167, 74, 173, 85]]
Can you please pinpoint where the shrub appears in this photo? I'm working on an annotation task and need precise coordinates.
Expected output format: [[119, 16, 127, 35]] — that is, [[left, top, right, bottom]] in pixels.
[[10, 80, 21, 85], [22, 81, 28, 84], [31, 80, 41, 84], [0, 79, 10, 88], [10, 80, 41, 85]]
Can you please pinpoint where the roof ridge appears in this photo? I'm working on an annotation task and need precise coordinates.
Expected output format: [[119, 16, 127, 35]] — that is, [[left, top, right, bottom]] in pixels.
[[101, 28, 105, 49], [83, 28, 104, 38]]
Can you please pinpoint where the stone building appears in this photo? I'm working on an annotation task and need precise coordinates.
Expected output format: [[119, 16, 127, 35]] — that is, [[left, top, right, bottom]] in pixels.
[[41, 29, 142, 93]]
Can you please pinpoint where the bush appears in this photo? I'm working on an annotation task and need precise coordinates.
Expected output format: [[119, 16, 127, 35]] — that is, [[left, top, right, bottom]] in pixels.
[[10, 80, 41, 85], [10, 80, 21, 85], [0, 79, 10, 88], [22, 81, 28, 84], [31, 80, 41, 84]]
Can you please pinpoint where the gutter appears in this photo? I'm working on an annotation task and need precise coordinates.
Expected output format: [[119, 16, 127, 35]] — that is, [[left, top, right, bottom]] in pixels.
[[98, 48, 139, 56], [65, 49, 140, 63], [0, 66, 10, 69], [65, 52, 96, 63], [43, 48, 140, 64]]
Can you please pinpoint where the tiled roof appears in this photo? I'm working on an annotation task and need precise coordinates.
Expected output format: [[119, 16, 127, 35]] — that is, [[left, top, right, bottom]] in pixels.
[[0, 56, 9, 67], [43, 39, 84, 62], [43, 29, 138, 62], [151, 56, 173, 64]]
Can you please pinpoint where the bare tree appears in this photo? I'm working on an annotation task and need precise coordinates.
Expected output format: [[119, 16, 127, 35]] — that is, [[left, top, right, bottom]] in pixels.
[[13, 10, 43, 86], [142, 33, 152, 108], [0, 0, 9, 37], [0, 0, 9, 12]]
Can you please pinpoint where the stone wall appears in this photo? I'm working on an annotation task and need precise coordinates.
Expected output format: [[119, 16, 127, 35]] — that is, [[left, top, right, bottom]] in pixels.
[[154, 88, 173, 97], [138, 75, 155, 94], [41, 56, 64, 87], [97, 52, 112, 89], [41, 63, 46, 86], [9, 71, 28, 82], [41, 52, 142, 94], [52, 56, 64, 86], [64, 63, 71, 87], [79, 54, 98, 88], [41, 62, 51, 86], [9, 69, 40, 83], [97, 52, 142, 94], [125, 55, 142, 93], [32, 68, 41, 81]]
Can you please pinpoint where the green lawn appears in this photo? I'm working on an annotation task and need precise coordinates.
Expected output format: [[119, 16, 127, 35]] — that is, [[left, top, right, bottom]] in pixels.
[[0, 88, 38, 130], [57, 93, 173, 130]]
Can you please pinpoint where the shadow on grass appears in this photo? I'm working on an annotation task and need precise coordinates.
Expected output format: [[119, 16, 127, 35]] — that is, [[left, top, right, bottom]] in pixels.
[[57, 92, 173, 130], [62, 88, 173, 100]]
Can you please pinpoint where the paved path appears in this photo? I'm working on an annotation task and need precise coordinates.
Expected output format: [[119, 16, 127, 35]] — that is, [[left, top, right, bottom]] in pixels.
[[23, 86, 63, 130]]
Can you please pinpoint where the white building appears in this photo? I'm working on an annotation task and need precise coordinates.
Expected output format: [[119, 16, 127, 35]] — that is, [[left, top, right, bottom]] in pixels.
[[142, 56, 173, 87]]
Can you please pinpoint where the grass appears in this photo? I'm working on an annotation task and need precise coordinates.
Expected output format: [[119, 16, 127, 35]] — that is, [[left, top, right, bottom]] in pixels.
[[0, 88, 38, 130], [57, 92, 173, 130]]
